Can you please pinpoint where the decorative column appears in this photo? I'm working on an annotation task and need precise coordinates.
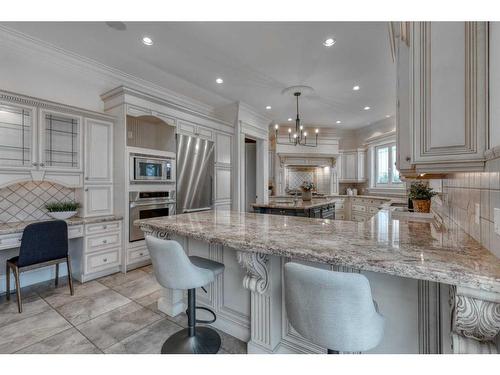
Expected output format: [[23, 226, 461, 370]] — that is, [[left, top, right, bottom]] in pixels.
[[236, 251, 282, 354], [140, 226, 186, 317], [451, 286, 500, 354]]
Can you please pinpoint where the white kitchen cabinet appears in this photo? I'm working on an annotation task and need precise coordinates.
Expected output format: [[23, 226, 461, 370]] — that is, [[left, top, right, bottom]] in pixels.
[[38, 109, 83, 173], [216, 132, 231, 165], [84, 118, 113, 184], [338, 149, 366, 182], [81, 185, 113, 217], [0, 102, 36, 170], [177, 120, 213, 140], [215, 168, 231, 201], [396, 22, 488, 174]]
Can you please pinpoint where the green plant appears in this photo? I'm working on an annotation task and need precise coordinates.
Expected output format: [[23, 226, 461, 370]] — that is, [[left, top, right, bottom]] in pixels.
[[408, 182, 437, 200], [301, 181, 315, 192], [45, 201, 80, 212]]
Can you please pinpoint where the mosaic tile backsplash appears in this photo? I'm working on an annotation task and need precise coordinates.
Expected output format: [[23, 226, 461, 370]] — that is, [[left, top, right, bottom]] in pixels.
[[0, 181, 75, 223], [432, 156, 500, 258]]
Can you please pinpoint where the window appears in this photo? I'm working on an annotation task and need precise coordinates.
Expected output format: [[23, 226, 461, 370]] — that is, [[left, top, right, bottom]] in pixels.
[[375, 143, 401, 187]]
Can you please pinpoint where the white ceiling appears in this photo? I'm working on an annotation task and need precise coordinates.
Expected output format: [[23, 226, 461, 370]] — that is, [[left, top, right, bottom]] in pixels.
[[3, 22, 396, 129]]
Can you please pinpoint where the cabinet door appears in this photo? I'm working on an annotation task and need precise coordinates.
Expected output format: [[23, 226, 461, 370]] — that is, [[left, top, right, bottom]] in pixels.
[[216, 133, 231, 165], [39, 109, 83, 172], [84, 118, 113, 184], [341, 152, 357, 180], [83, 185, 113, 217], [357, 150, 366, 181], [411, 22, 487, 166], [0, 102, 36, 169]]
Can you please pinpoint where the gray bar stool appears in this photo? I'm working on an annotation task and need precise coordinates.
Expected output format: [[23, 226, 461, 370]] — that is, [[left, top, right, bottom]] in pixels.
[[146, 235, 224, 354], [284, 262, 385, 353]]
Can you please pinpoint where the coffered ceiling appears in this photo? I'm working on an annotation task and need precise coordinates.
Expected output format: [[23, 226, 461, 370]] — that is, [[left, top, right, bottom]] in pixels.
[[2, 22, 396, 129]]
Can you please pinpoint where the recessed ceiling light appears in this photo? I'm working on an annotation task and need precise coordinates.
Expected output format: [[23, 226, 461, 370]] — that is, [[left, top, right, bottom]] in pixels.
[[364, 106, 371, 110], [336, 120, 341, 124], [142, 36, 153, 46], [323, 38, 336, 47], [353, 85, 360, 91], [266, 105, 272, 110], [385, 114, 391, 118], [215, 78, 224, 84], [288, 118, 293, 122]]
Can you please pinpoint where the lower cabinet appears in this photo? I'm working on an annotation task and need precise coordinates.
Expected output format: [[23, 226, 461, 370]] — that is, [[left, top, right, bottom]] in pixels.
[[72, 220, 122, 282], [79, 185, 113, 217]]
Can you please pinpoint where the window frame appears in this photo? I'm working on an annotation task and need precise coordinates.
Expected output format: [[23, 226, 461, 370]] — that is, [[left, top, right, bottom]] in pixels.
[[374, 142, 402, 188]]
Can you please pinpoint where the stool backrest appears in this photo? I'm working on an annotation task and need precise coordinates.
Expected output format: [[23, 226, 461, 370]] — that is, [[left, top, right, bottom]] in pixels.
[[284, 262, 384, 352], [146, 236, 213, 290], [18, 220, 68, 267]]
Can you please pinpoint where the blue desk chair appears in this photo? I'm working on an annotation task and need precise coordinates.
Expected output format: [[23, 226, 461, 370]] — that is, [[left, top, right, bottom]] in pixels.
[[6, 220, 74, 313]]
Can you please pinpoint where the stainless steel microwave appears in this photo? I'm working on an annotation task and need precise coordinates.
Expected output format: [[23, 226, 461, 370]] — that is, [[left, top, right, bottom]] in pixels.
[[130, 154, 175, 183]]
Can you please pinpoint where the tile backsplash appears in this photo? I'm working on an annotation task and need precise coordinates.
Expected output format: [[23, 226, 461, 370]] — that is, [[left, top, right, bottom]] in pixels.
[[0, 181, 76, 223], [432, 156, 500, 258]]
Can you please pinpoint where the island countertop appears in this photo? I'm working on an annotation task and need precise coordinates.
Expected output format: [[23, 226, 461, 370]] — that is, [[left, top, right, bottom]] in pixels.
[[136, 209, 500, 293]]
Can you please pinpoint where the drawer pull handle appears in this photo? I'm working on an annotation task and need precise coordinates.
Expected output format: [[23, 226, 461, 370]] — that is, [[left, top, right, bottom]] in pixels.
[[139, 252, 144, 256], [103, 258, 108, 262], [102, 240, 107, 244], [103, 225, 107, 229]]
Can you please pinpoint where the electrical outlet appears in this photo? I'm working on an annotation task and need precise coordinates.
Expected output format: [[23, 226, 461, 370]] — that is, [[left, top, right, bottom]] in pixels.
[[475, 203, 480, 225], [495, 208, 500, 236]]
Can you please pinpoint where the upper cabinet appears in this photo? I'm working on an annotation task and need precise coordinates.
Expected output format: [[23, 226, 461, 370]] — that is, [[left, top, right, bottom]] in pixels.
[[338, 149, 366, 183], [396, 22, 488, 175], [38, 109, 83, 172], [0, 102, 35, 169], [84, 118, 113, 184]]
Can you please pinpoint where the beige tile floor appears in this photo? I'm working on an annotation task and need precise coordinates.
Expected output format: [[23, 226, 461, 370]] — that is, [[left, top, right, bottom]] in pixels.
[[0, 265, 247, 354]]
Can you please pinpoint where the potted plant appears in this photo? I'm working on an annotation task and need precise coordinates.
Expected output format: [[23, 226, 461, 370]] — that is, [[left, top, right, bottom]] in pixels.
[[45, 201, 80, 220], [300, 181, 315, 201], [408, 182, 437, 213]]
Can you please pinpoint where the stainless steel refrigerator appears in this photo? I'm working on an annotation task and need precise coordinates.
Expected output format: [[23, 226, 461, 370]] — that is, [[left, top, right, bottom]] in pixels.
[[176, 134, 215, 214]]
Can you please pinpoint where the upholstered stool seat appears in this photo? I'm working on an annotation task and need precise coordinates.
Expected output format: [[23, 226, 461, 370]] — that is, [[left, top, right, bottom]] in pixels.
[[146, 236, 225, 354], [284, 262, 385, 353]]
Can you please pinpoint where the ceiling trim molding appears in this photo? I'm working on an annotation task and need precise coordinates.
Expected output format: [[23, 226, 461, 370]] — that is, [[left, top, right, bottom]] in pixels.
[[0, 25, 219, 116], [238, 102, 272, 131]]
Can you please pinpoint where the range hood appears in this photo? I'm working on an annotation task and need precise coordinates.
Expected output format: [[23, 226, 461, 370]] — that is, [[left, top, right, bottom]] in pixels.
[[279, 155, 336, 167]]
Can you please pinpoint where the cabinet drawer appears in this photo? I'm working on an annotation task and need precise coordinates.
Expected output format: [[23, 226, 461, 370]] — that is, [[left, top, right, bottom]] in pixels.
[[335, 213, 346, 220], [128, 247, 150, 263], [85, 248, 120, 274], [368, 206, 379, 214], [85, 221, 121, 235], [68, 225, 84, 239], [86, 232, 121, 252], [352, 204, 367, 212], [352, 214, 368, 222], [335, 203, 345, 210]]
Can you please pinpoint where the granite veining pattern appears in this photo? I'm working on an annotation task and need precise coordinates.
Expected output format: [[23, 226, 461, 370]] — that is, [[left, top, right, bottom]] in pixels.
[[0, 215, 123, 235], [137, 210, 500, 293]]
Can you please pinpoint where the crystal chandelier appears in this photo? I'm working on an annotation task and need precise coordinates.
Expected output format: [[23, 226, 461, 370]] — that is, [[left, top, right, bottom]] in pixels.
[[275, 91, 318, 147]]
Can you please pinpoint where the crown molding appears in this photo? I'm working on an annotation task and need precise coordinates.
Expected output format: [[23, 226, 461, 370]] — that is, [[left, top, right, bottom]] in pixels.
[[238, 102, 272, 131], [0, 25, 219, 116]]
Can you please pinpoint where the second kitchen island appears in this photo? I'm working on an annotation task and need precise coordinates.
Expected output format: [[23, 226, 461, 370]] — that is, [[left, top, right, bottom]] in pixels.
[[252, 198, 338, 219]]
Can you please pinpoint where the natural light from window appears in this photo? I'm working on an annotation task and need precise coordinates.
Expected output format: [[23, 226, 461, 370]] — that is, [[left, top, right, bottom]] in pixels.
[[376, 143, 401, 187]]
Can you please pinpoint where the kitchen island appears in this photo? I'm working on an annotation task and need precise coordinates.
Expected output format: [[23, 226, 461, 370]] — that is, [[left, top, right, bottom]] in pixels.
[[137, 209, 500, 354], [252, 198, 338, 218]]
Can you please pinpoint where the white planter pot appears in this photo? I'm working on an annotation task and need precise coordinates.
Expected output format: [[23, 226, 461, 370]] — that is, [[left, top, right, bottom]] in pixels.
[[47, 211, 78, 220]]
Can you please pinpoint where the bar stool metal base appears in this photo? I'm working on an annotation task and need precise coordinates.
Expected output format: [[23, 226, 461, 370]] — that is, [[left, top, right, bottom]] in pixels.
[[161, 327, 221, 354]]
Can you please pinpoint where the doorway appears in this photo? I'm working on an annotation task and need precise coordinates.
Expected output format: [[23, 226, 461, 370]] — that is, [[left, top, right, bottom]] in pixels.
[[244, 138, 257, 212]]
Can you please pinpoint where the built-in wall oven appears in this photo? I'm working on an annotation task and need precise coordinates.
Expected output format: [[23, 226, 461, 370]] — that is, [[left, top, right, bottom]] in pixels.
[[130, 154, 175, 183], [129, 190, 176, 242]]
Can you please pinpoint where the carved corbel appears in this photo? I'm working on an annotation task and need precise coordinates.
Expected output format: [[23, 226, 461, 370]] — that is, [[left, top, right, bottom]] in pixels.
[[236, 251, 270, 294], [451, 286, 500, 354], [140, 226, 171, 240]]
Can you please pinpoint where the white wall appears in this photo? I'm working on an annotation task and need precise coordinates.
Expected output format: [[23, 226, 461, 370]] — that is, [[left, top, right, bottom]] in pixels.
[[490, 22, 500, 148], [355, 117, 396, 145]]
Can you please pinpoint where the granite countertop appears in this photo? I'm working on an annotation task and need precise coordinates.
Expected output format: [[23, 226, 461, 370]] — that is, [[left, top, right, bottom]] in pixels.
[[137, 209, 500, 293], [252, 198, 340, 210], [0, 215, 123, 235]]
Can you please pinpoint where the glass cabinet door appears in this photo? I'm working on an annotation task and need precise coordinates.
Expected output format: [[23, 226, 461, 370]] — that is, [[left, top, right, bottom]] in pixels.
[[40, 110, 82, 171], [0, 103, 33, 168]]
